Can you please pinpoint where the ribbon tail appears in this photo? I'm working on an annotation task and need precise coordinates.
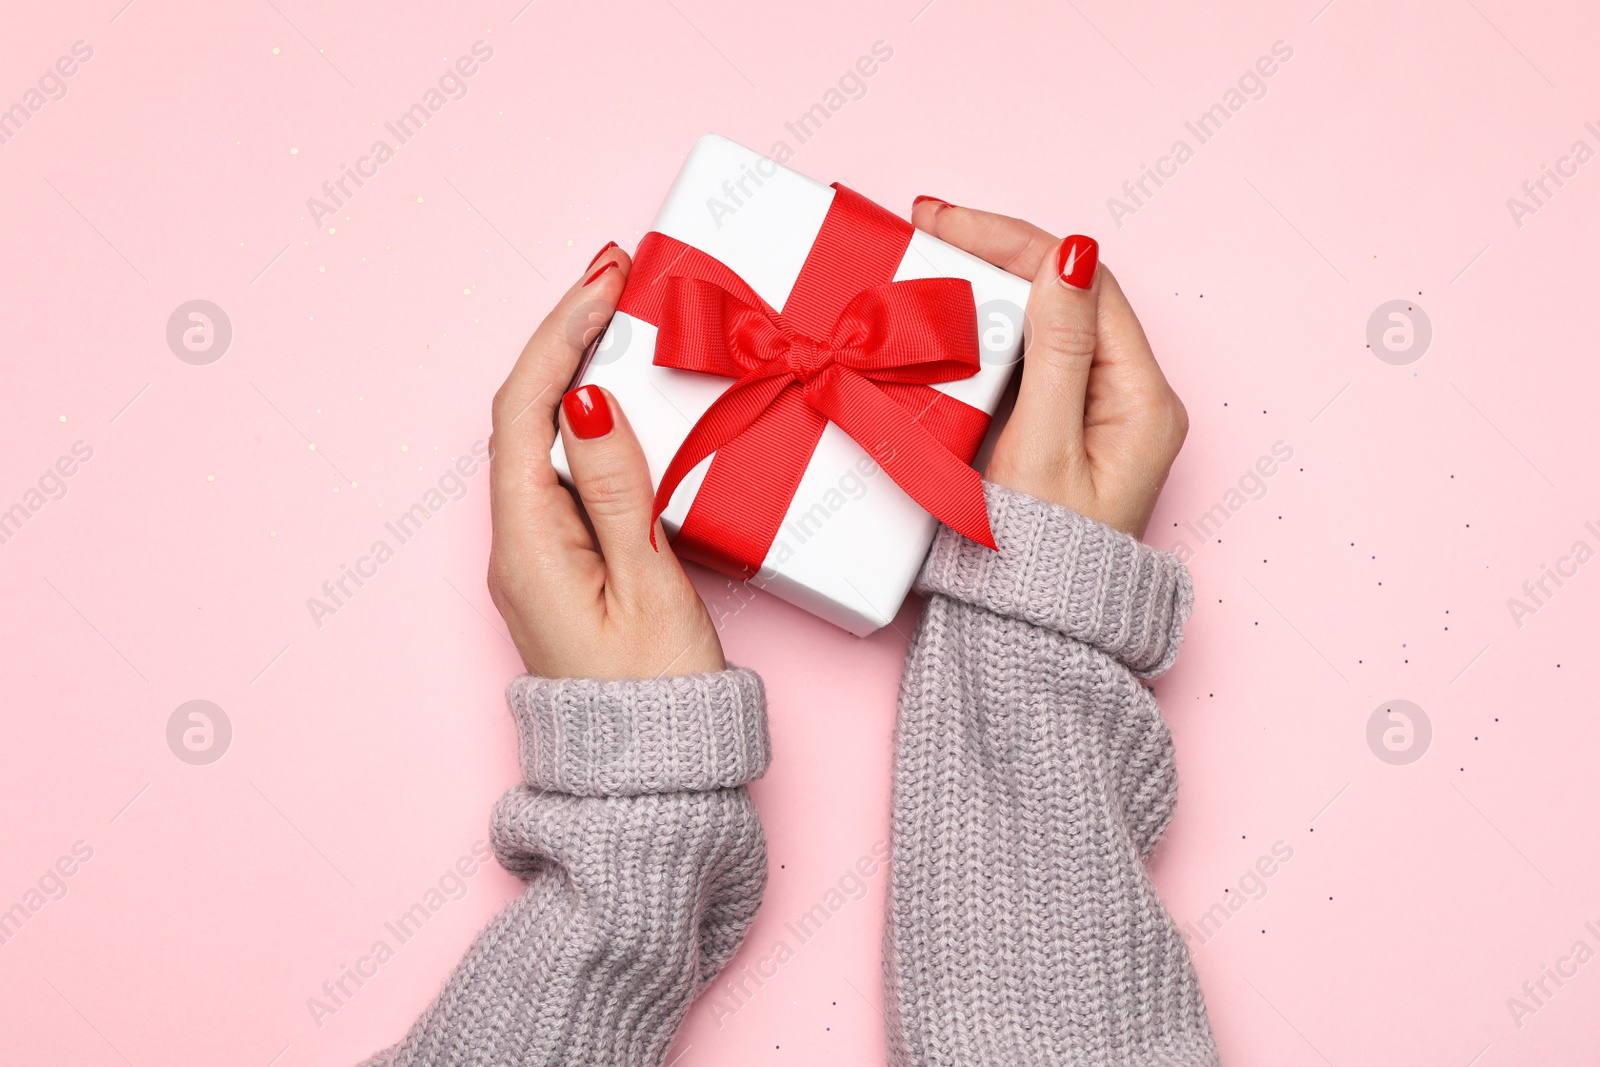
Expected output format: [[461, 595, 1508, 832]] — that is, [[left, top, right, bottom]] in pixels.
[[649, 372, 797, 543], [675, 389, 829, 577], [807, 369, 996, 550]]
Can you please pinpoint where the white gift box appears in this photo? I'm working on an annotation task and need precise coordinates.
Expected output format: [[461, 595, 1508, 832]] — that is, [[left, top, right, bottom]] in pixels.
[[552, 133, 1028, 636]]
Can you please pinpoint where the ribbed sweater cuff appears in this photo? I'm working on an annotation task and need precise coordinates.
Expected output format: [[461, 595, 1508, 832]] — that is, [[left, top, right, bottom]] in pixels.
[[506, 667, 770, 797], [917, 482, 1194, 678]]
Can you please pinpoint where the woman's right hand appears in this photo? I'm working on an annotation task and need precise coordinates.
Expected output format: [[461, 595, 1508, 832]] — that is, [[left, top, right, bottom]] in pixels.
[[910, 200, 1188, 541]]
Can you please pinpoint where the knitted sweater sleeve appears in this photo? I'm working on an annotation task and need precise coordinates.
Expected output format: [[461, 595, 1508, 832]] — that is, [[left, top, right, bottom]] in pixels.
[[359, 668, 770, 1067], [885, 482, 1220, 1066]]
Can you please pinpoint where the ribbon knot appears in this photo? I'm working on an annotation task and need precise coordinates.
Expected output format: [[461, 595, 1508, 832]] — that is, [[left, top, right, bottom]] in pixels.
[[782, 333, 832, 384]]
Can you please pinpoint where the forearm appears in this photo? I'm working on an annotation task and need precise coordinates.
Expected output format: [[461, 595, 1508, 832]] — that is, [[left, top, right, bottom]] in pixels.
[[364, 668, 770, 1067], [886, 482, 1218, 1066]]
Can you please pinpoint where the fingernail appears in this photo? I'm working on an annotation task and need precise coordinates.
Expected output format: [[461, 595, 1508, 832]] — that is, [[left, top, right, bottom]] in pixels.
[[562, 385, 613, 439], [1057, 235, 1099, 290], [582, 261, 618, 287], [585, 240, 619, 271], [913, 195, 951, 214]]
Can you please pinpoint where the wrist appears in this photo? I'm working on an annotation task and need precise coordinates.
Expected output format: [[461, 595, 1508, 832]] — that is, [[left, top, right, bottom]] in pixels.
[[982, 463, 1155, 542]]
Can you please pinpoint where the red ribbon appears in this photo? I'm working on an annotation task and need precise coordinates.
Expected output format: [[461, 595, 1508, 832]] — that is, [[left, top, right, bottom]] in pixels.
[[616, 184, 996, 579]]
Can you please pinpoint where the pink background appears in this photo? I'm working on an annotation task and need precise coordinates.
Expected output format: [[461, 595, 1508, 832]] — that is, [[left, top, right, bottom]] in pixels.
[[3, 0, 1598, 1064]]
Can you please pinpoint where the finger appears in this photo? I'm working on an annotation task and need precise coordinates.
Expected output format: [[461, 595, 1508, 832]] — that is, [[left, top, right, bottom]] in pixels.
[[910, 197, 1059, 280], [488, 244, 630, 604], [558, 385, 681, 600], [1003, 235, 1102, 468], [1093, 265, 1175, 394], [491, 242, 631, 464], [1085, 266, 1189, 478]]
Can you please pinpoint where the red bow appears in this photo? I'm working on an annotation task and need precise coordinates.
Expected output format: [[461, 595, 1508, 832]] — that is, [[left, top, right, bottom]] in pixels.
[[616, 185, 996, 579]]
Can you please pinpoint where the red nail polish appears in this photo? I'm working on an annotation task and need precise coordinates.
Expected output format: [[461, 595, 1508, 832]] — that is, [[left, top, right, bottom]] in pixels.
[[585, 240, 619, 271], [582, 261, 618, 287], [1057, 235, 1099, 290], [562, 385, 613, 439], [913, 195, 950, 213]]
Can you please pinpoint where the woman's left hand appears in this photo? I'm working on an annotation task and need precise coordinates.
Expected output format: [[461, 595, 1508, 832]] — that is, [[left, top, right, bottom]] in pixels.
[[485, 245, 726, 680]]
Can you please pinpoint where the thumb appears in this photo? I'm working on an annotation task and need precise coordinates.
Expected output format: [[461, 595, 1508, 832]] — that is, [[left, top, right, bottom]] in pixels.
[[559, 385, 678, 598], [1008, 234, 1101, 466]]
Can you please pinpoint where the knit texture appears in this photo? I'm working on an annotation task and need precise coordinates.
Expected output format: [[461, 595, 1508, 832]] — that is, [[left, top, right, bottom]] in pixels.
[[917, 481, 1195, 678], [359, 483, 1218, 1066], [359, 669, 770, 1067], [885, 481, 1218, 1065]]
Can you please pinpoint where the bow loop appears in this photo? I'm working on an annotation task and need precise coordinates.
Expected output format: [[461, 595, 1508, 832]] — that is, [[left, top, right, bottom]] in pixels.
[[826, 279, 984, 388], [656, 276, 788, 379]]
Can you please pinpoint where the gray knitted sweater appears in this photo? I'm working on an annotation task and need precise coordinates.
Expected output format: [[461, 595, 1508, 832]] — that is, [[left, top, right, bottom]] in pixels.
[[363, 483, 1218, 1066]]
